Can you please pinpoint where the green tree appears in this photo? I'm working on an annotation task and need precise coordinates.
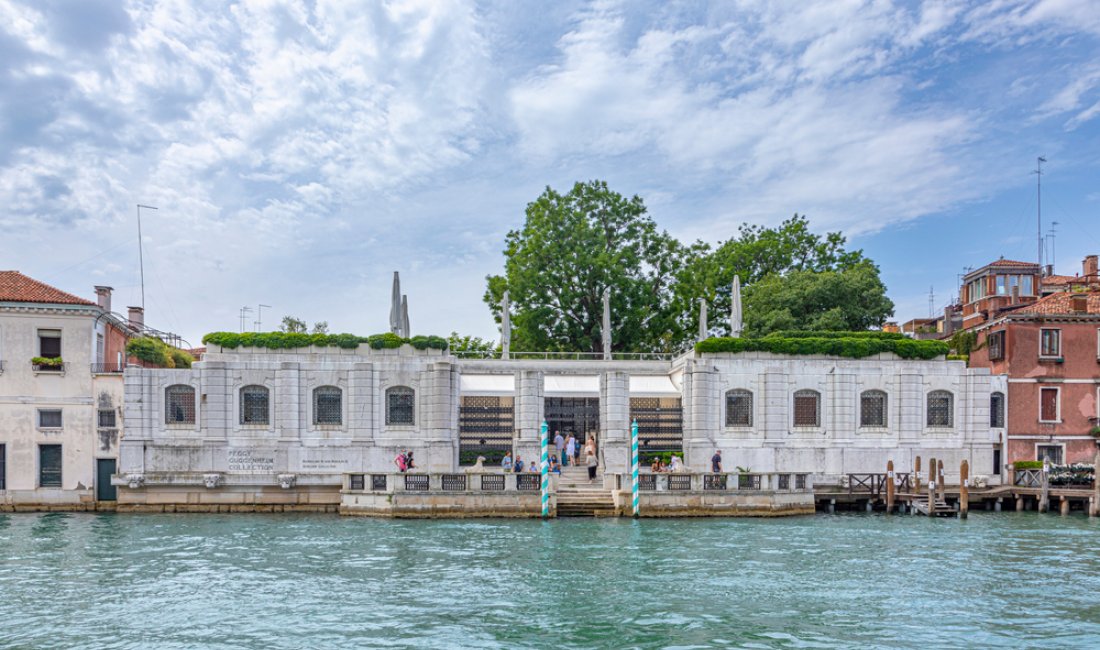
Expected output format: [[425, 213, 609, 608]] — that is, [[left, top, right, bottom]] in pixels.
[[484, 180, 685, 353], [280, 316, 307, 333], [672, 215, 871, 339], [312, 321, 329, 335], [740, 261, 895, 336], [447, 332, 498, 355]]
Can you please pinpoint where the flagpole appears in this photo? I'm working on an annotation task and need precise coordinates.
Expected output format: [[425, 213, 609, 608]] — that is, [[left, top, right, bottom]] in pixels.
[[541, 421, 550, 519], [631, 419, 639, 518]]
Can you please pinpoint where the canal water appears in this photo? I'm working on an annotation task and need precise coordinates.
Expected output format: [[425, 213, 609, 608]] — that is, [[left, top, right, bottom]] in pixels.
[[1, 512, 1098, 649]]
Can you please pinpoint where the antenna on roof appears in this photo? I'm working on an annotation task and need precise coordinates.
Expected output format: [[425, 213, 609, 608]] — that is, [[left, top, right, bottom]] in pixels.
[[1046, 221, 1059, 272], [1033, 157, 1046, 271], [928, 286, 935, 318]]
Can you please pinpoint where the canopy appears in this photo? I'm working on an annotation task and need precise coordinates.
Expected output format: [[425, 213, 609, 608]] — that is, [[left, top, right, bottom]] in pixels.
[[459, 374, 516, 394]]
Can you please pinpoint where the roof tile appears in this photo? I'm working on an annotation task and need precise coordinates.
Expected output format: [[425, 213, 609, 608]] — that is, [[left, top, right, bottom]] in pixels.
[[0, 271, 97, 306]]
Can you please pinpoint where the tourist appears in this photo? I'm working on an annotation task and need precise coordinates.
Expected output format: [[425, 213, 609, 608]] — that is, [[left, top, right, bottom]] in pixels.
[[394, 450, 408, 473], [651, 457, 661, 473], [669, 455, 683, 472], [585, 444, 598, 482], [515, 455, 524, 473], [565, 434, 577, 467], [501, 452, 513, 471], [711, 450, 722, 473], [549, 455, 561, 474], [405, 451, 416, 470], [529, 460, 539, 473], [554, 430, 565, 464], [658, 459, 668, 473]]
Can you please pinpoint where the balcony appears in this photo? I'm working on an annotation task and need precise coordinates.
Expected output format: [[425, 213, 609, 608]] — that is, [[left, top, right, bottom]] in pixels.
[[31, 359, 66, 375], [91, 361, 126, 374]]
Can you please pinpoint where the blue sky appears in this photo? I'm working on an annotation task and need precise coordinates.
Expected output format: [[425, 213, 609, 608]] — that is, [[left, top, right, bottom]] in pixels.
[[1, 0, 1098, 347]]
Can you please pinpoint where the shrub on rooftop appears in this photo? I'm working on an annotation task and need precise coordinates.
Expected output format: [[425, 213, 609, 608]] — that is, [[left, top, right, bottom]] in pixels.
[[695, 332, 948, 360]]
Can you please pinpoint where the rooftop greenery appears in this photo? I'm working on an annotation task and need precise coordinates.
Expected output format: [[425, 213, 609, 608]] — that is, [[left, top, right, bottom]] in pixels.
[[695, 331, 949, 359], [126, 337, 194, 368], [201, 331, 448, 351]]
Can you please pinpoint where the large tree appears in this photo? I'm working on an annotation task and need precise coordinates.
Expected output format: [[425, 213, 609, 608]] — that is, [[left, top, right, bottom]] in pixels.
[[740, 261, 895, 335], [484, 180, 684, 353]]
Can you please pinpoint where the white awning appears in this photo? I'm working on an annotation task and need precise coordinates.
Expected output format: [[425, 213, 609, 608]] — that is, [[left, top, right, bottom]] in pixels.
[[459, 374, 516, 394], [544, 375, 600, 395], [629, 375, 681, 396]]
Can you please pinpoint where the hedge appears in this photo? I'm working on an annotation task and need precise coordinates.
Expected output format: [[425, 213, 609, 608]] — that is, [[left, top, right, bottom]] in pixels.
[[126, 337, 193, 368], [202, 331, 448, 351], [695, 335, 949, 360], [764, 330, 907, 341], [1013, 460, 1044, 470]]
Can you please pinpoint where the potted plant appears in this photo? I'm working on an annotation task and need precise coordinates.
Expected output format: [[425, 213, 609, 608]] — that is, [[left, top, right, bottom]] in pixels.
[[31, 356, 63, 371]]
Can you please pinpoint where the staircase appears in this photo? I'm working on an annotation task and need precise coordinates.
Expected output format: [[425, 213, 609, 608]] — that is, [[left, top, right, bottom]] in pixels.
[[556, 466, 616, 517], [913, 497, 957, 517]]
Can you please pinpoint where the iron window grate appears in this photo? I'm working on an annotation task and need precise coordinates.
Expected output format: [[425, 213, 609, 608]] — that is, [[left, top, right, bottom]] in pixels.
[[166, 385, 196, 424]]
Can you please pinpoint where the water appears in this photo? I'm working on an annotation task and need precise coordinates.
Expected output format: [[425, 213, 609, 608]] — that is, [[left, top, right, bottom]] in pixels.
[[1, 512, 1098, 649]]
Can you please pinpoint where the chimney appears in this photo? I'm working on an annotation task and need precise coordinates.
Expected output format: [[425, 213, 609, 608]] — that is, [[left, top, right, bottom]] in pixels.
[[1084, 255, 1098, 280], [1010, 286, 1020, 305], [127, 306, 144, 331], [94, 286, 113, 312]]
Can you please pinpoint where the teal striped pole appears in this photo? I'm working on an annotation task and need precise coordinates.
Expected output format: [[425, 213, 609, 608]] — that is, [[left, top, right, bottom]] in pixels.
[[631, 419, 639, 518], [540, 420, 550, 518]]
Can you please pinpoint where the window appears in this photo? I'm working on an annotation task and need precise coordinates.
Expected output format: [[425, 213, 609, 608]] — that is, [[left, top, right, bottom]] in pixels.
[[165, 385, 196, 424], [1096, 329, 1100, 359], [1021, 275, 1034, 296], [993, 448, 1002, 476], [725, 389, 753, 427], [990, 392, 1005, 428], [996, 275, 1006, 295], [1040, 329, 1061, 357], [240, 385, 270, 425], [0, 444, 5, 490], [38, 409, 62, 429], [38, 329, 61, 358], [1039, 387, 1059, 422], [386, 386, 415, 425], [313, 386, 343, 425], [859, 390, 887, 428], [98, 409, 116, 428], [1037, 445, 1063, 465], [39, 444, 62, 487], [927, 391, 953, 428], [792, 390, 820, 427], [96, 333, 104, 365], [987, 331, 1005, 361]]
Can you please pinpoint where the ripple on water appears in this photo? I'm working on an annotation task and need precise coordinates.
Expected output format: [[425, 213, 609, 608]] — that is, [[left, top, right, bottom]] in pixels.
[[2, 512, 1100, 648]]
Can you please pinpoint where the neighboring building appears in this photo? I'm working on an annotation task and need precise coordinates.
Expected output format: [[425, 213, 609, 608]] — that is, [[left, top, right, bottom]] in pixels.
[[1, 272, 137, 509], [900, 317, 942, 340], [960, 258, 1042, 329], [968, 285, 1100, 466], [116, 341, 1003, 510]]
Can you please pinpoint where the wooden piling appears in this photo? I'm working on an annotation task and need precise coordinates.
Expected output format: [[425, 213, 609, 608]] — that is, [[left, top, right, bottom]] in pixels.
[[959, 459, 969, 519], [1039, 459, 1050, 513], [1060, 496, 1070, 516], [1092, 451, 1100, 517], [914, 456, 922, 493], [886, 460, 896, 514], [937, 460, 946, 504], [1016, 495, 1025, 512]]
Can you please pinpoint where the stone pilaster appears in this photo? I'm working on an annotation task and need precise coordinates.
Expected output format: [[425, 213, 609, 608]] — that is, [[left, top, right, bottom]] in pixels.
[[898, 373, 922, 442], [831, 372, 856, 440], [201, 362, 229, 441], [686, 359, 718, 467], [763, 367, 787, 441], [516, 370, 544, 442], [347, 362, 374, 441], [600, 371, 629, 442], [276, 362, 300, 441]]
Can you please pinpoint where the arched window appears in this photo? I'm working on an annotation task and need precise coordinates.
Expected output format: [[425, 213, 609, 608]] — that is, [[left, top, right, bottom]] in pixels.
[[927, 390, 953, 427], [313, 386, 342, 425], [165, 385, 196, 424], [793, 390, 820, 427], [386, 386, 415, 425], [860, 390, 887, 428], [240, 385, 270, 425], [725, 389, 753, 427], [990, 391, 1005, 428]]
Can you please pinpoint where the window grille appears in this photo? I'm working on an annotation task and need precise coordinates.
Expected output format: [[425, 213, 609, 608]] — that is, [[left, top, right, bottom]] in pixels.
[[349, 474, 365, 491], [990, 392, 1005, 428], [516, 474, 540, 491], [459, 396, 514, 465], [441, 474, 467, 491], [668, 475, 691, 490], [638, 474, 656, 491], [778, 474, 791, 490], [371, 475, 388, 491], [313, 386, 342, 425], [738, 474, 761, 490], [793, 390, 820, 427], [630, 397, 683, 463], [795, 474, 808, 490], [927, 390, 953, 427], [404, 474, 429, 491], [165, 385, 196, 424], [1037, 445, 1063, 465], [480, 474, 505, 491], [859, 391, 887, 428], [703, 474, 727, 490], [98, 409, 116, 428], [38, 409, 62, 429], [386, 386, 415, 425], [240, 385, 269, 425], [725, 390, 753, 427], [39, 444, 62, 487]]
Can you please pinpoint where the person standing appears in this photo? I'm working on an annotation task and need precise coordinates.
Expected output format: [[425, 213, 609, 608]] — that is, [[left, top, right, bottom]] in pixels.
[[585, 442, 598, 482], [501, 451, 513, 472], [711, 450, 722, 473], [554, 430, 565, 466], [565, 434, 577, 467], [394, 450, 408, 473]]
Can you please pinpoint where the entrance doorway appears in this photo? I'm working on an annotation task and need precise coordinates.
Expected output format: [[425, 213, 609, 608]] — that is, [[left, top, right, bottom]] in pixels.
[[96, 459, 117, 501], [544, 397, 600, 458]]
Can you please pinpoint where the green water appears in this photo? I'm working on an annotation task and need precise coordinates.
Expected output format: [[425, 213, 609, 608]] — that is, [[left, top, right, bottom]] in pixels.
[[1, 512, 1098, 649]]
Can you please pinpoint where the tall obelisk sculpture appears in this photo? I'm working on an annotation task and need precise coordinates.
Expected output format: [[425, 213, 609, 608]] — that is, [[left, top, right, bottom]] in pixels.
[[400, 295, 410, 338], [501, 290, 511, 360], [730, 275, 743, 338], [389, 272, 403, 336]]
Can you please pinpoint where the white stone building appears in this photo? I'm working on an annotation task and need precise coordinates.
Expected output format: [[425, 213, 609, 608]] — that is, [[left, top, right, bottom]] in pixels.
[[0, 273, 133, 509], [116, 341, 1006, 510]]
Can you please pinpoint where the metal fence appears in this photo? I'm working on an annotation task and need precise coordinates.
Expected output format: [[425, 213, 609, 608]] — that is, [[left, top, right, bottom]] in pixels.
[[516, 474, 540, 491], [404, 474, 429, 491], [441, 474, 467, 491], [480, 474, 505, 491]]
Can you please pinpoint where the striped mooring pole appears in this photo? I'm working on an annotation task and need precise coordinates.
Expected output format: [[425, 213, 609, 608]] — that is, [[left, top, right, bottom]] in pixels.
[[540, 420, 550, 518], [631, 419, 639, 518]]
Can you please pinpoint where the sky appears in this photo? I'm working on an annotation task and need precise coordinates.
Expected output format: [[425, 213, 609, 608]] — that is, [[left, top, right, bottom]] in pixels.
[[1, 0, 1098, 347]]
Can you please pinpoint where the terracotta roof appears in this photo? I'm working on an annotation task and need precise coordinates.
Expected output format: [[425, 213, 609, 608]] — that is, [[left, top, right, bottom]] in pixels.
[[984, 259, 1040, 268], [1043, 274, 1081, 286], [1010, 290, 1100, 316], [0, 271, 96, 306]]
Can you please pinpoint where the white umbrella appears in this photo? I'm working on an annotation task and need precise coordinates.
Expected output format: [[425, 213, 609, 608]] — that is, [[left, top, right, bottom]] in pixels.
[[731, 275, 743, 338]]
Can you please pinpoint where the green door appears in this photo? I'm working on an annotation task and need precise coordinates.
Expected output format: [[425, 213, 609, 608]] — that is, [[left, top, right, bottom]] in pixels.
[[96, 459, 117, 501]]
